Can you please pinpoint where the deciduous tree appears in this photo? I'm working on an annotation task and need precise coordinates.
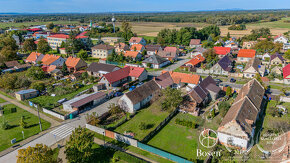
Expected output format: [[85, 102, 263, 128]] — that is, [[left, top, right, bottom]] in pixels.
[[23, 38, 36, 52], [17, 144, 57, 163]]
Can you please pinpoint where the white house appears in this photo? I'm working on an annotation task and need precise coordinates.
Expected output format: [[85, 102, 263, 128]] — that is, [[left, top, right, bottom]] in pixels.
[[118, 80, 160, 113], [274, 35, 288, 44]]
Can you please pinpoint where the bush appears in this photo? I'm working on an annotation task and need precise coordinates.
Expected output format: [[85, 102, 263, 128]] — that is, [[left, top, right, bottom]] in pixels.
[[139, 122, 147, 130], [175, 118, 196, 128], [113, 151, 147, 163], [10, 107, 17, 113], [1, 120, 10, 130]]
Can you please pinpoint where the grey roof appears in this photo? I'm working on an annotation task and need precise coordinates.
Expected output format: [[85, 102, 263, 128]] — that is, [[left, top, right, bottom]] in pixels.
[[270, 53, 285, 62], [218, 56, 232, 72], [16, 89, 38, 95], [92, 44, 114, 50], [64, 92, 106, 108], [157, 50, 175, 58], [154, 72, 174, 88], [87, 62, 119, 73], [145, 45, 161, 52], [188, 85, 208, 104], [142, 55, 168, 65], [125, 80, 160, 105], [200, 76, 221, 94], [244, 57, 261, 72]]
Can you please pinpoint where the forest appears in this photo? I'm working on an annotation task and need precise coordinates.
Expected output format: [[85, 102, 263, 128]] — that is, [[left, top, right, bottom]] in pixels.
[[0, 9, 289, 26]]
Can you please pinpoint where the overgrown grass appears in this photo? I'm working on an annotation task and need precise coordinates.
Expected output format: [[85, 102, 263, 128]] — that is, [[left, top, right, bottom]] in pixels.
[[0, 98, 6, 103], [114, 99, 171, 141], [0, 104, 51, 152]]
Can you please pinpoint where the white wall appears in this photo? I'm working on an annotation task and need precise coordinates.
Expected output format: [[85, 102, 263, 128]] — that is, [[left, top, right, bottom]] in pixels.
[[218, 132, 248, 149]]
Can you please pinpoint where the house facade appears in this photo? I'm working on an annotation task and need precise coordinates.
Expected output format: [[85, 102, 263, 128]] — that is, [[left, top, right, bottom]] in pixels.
[[243, 57, 265, 78], [65, 57, 87, 72], [189, 39, 201, 48], [237, 49, 256, 63], [145, 45, 162, 55], [274, 35, 288, 44], [47, 34, 69, 49], [118, 80, 160, 113], [142, 55, 170, 69], [15, 89, 38, 101], [209, 56, 232, 75], [270, 53, 285, 65], [283, 64, 290, 84], [91, 44, 114, 59]]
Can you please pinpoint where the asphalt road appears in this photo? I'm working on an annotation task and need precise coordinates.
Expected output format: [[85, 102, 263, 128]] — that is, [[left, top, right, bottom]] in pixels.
[[0, 96, 121, 163]]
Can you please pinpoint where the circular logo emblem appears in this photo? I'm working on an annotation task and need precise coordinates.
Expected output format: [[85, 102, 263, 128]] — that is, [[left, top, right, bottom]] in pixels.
[[199, 129, 218, 148]]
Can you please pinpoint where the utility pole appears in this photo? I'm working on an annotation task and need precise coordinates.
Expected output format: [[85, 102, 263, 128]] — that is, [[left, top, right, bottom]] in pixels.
[[36, 106, 42, 132]]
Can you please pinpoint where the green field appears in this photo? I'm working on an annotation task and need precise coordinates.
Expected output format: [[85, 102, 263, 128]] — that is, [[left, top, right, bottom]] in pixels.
[[0, 98, 6, 103], [114, 99, 170, 141], [29, 84, 94, 109], [0, 104, 51, 152], [0, 21, 80, 29], [248, 17, 290, 29]]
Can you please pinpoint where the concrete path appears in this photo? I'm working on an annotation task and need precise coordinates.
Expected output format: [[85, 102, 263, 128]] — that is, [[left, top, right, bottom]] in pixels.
[[0, 101, 11, 107], [0, 96, 120, 163]]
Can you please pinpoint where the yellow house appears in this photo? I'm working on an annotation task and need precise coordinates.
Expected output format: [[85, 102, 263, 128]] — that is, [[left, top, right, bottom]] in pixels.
[[101, 37, 124, 46]]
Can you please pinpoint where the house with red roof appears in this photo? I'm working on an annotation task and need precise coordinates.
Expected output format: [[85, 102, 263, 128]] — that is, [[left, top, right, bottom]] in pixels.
[[99, 66, 148, 87], [129, 37, 146, 46], [130, 44, 145, 53], [65, 57, 87, 72], [274, 34, 288, 44], [237, 49, 256, 63], [214, 47, 231, 58], [41, 54, 66, 68], [189, 39, 201, 48], [162, 71, 201, 90], [25, 52, 45, 64], [164, 46, 179, 56], [47, 33, 88, 49], [283, 64, 290, 84], [183, 54, 205, 68], [124, 51, 142, 61]]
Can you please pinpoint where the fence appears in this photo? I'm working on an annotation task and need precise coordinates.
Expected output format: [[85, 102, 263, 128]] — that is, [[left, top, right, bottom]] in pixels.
[[85, 123, 192, 163], [142, 107, 179, 142], [137, 142, 192, 163], [43, 108, 65, 120]]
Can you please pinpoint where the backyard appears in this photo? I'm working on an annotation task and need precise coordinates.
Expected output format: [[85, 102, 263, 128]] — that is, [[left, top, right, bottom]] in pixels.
[[0, 104, 51, 152], [114, 99, 171, 141]]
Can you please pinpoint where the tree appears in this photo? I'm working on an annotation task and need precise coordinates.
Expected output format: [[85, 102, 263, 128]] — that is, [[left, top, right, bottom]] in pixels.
[[226, 87, 232, 97], [203, 48, 217, 62], [227, 32, 231, 39], [218, 101, 231, 117], [161, 88, 183, 111], [255, 73, 266, 89], [23, 38, 36, 52], [121, 22, 134, 41], [37, 38, 50, 54], [77, 49, 88, 60], [46, 22, 54, 29], [65, 127, 94, 163], [17, 144, 57, 163], [31, 82, 45, 91], [285, 50, 290, 60], [62, 63, 68, 75], [26, 66, 45, 80], [0, 46, 18, 61], [19, 116, 27, 129], [52, 26, 60, 33]]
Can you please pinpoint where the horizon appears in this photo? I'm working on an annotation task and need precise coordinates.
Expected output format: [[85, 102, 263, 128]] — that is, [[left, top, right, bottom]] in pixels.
[[0, 0, 289, 13]]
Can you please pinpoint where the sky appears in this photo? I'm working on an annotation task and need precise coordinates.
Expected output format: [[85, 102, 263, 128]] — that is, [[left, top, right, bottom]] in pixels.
[[0, 0, 289, 13]]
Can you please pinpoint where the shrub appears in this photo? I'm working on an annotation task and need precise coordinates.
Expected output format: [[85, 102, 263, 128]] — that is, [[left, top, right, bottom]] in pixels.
[[175, 118, 196, 129], [139, 122, 147, 130], [10, 107, 17, 113], [1, 119, 10, 130]]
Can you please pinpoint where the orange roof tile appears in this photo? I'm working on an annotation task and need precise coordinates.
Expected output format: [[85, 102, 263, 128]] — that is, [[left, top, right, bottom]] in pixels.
[[237, 49, 256, 58], [163, 71, 200, 85], [130, 44, 144, 51], [47, 65, 57, 72], [47, 34, 69, 39], [26, 52, 42, 62], [185, 54, 205, 66], [41, 54, 60, 65], [124, 51, 140, 58], [65, 57, 81, 68]]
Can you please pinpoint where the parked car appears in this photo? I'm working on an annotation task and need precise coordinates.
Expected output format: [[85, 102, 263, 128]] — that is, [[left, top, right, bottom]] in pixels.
[[214, 79, 222, 84], [129, 86, 136, 91], [114, 92, 123, 97], [136, 82, 144, 87], [230, 78, 236, 83]]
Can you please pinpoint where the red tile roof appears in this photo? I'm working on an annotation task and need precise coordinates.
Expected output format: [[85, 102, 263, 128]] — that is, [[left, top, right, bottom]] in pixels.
[[124, 51, 140, 58], [47, 34, 69, 39], [237, 49, 256, 58], [190, 39, 201, 45], [164, 47, 178, 53], [26, 52, 42, 62], [129, 37, 143, 43], [103, 66, 145, 84], [65, 57, 81, 68], [130, 44, 144, 51], [47, 65, 57, 73], [163, 71, 200, 85], [214, 47, 231, 55], [185, 54, 205, 66], [41, 54, 60, 65], [283, 64, 290, 79]]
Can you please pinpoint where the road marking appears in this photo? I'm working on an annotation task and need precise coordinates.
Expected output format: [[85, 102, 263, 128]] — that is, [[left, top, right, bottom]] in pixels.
[[50, 124, 75, 139]]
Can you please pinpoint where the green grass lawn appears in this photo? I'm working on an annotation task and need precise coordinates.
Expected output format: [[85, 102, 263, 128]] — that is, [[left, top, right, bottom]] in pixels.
[[248, 17, 290, 29], [29, 84, 94, 109], [0, 98, 6, 103], [0, 104, 51, 152], [114, 100, 171, 141], [0, 21, 80, 29], [147, 113, 221, 160]]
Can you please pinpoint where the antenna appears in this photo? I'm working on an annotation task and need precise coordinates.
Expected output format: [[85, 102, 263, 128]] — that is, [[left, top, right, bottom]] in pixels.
[[112, 13, 116, 33]]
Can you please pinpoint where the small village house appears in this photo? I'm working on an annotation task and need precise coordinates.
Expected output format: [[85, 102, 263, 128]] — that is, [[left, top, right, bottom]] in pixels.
[[162, 71, 201, 90], [124, 51, 142, 61], [130, 44, 145, 53], [65, 57, 87, 72], [157, 50, 177, 62], [129, 37, 146, 46], [243, 57, 265, 78], [145, 45, 162, 55], [154, 72, 174, 89], [86, 62, 120, 77], [209, 55, 233, 75], [270, 53, 285, 65], [237, 49, 256, 63], [114, 43, 129, 53], [41, 54, 66, 67], [142, 55, 170, 69], [189, 39, 201, 48], [214, 47, 231, 59], [118, 80, 160, 113], [101, 37, 124, 46], [164, 47, 179, 57], [283, 64, 290, 84], [25, 52, 44, 64], [274, 34, 288, 44]]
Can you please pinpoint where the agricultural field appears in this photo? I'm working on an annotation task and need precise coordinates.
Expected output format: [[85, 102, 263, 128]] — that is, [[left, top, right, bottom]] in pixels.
[[0, 20, 80, 29], [114, 99, 171, 141], [116, 17, 289, 38], [0, 104, 51, 152]]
